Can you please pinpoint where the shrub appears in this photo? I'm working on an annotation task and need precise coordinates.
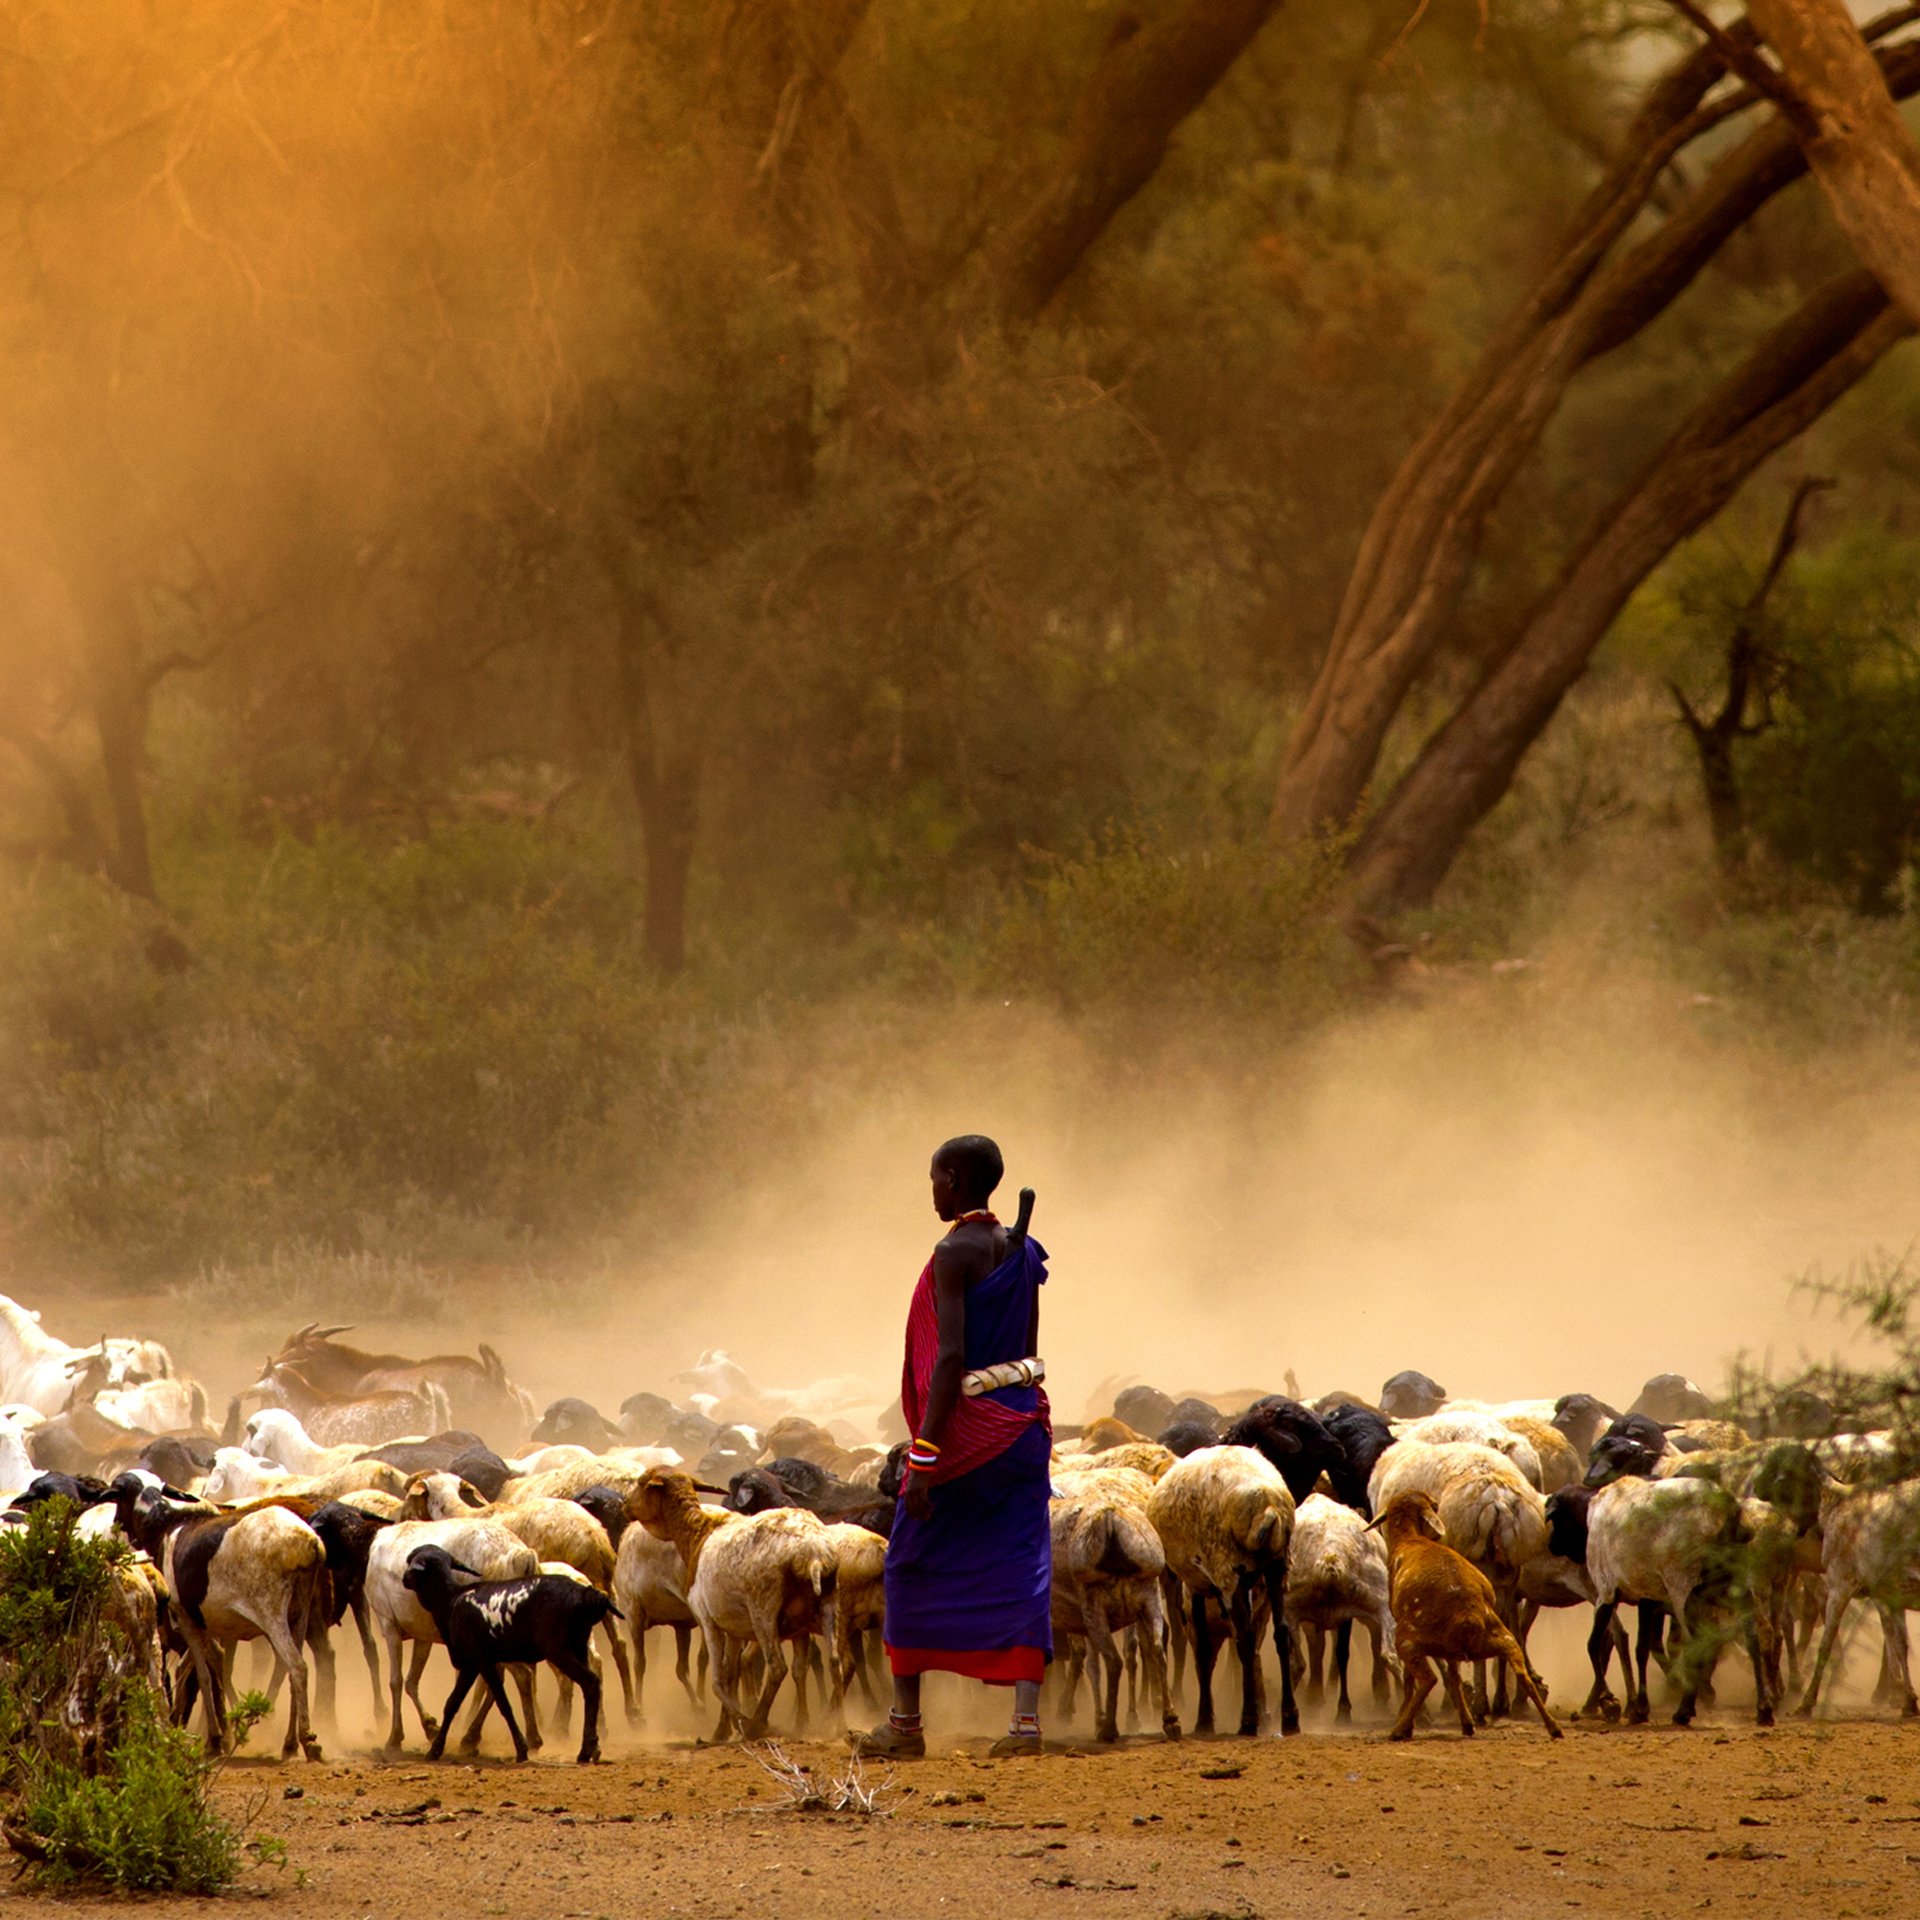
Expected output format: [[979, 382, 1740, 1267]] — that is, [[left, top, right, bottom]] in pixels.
[[965, 834, 1357, 1024], [11, 1688, 241, 1894], [0, 1502, 242, 1894]]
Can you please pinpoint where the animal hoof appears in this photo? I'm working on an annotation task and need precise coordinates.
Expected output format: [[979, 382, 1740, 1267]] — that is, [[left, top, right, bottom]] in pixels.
[[1386, 1728, 1412, 1743], [1756, 1708, 1775, 1729], [1280, 1714, 1300, 1738], [1161, 1721, 1182, 1742]]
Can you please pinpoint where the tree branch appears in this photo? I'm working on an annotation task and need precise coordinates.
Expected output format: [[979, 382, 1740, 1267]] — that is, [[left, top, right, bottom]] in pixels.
[[962, 0, 1286, 330]]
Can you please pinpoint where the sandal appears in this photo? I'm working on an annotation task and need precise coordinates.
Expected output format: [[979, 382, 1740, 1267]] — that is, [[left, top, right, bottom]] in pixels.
[[847, 1722, 926, 1760], [987, 1731, 1045, 1758]]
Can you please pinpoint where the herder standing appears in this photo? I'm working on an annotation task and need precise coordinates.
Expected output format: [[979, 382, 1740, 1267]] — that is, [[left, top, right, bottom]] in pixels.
[[851, 1134, 1052, 1759]]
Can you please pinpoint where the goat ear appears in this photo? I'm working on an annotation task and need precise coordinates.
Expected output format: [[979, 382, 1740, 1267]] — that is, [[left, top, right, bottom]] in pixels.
[[458, 1480, 486, 1508]]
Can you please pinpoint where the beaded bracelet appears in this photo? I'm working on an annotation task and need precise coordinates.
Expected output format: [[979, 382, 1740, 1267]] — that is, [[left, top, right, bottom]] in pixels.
[[906, 1436, 941, 1474]]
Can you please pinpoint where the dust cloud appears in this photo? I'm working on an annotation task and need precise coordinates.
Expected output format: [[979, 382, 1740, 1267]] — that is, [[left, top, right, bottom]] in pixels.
[[536, 968, 1920, 1429]]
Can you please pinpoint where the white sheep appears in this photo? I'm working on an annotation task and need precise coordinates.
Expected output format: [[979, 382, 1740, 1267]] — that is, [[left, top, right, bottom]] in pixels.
[[671, 1349, 875, 1426], [504, 1449, 681, 1503], [1555, 1473, 1774, 1725], [61, 1355, 207, 1437], [0, 1415, 36, 1500], [0, 1294, 174, 1417], [203, 1446, 405, 1505], [822, 1520, 888, 1711], [1797, 1478, 1920, 1717], [1394, 1414, 1545, 1491], [612, 1511, 705, 1725], [1145, 1444, 1298, 1738], [1283, 1492, 1396, 1723], [632, 1468, 838, 1740], [244, 1408, 392, 1477], [1050, 1477, 1176, 1743], [1812, 1431, 1901, 1482]]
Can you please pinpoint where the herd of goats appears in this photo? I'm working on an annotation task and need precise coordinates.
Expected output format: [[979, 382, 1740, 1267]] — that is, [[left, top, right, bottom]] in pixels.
[[1, 1291, 1917, 1765]]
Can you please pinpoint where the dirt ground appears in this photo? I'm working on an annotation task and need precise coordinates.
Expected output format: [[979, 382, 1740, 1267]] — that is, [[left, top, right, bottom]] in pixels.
[[11, 1705, 1920, 1918]]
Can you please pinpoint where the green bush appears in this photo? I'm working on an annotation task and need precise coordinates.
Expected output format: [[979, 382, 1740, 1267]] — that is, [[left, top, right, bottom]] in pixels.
[[13, 1688, 241, 1894], [1744, 627, 1920, 915], [0, 1503, 242, 1895], [965, 834, 1358, 1023]]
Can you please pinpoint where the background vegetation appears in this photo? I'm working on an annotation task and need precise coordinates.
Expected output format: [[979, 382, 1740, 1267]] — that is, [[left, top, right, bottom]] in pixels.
[[4, 2, 1920, 1285]]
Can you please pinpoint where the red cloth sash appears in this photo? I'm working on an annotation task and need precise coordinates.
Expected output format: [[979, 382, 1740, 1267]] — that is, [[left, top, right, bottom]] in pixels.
[[900, 1254, 1049, 1484]]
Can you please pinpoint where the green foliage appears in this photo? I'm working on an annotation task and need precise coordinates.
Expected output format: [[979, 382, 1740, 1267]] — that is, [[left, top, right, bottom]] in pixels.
[[13, 1689, 240, 1895], [968, 835, 1358, 1022], [1725, 1249, 1920, 1463], [0, 820, 750, 1267], [1745, 626, 1920, 915], [0, 1503, 242, 1895]]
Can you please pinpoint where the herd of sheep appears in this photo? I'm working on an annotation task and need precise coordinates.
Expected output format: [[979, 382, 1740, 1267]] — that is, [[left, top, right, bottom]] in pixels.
[[1, 1291, 1916, 1765]]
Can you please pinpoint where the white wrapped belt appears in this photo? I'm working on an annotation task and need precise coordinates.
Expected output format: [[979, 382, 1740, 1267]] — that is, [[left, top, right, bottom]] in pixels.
[[962, 1357, 1045, 1397]]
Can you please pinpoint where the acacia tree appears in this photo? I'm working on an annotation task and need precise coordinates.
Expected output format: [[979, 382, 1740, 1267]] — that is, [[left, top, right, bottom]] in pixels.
[[534, 0, 1292, 971], [1268, 7, 1920, 917]]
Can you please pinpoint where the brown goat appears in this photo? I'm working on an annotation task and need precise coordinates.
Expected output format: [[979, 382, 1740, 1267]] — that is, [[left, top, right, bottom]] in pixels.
[[1371, 1491, 1562, 1742]]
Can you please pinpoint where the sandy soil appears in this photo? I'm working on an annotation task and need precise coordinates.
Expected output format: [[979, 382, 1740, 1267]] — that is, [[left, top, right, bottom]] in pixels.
[[10, 1709, 1920, 1918]]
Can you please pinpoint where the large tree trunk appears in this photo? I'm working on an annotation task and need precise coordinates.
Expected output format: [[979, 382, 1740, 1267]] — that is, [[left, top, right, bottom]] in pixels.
[[609, 602, 700, 978], [1267, 13, 1920, 847], [1343, 272, 1908, 917], [83, 584, 160, 904], [1746, 0, 1920, 324]]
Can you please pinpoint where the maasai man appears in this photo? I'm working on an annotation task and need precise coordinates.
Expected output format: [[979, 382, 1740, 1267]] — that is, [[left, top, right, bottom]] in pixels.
[[851, 1134, 1052, 1759]]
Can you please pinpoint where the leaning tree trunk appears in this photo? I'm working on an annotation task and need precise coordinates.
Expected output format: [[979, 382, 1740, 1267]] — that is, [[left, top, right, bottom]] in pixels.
[[1267, 12, 1920, 848], [1745, 0, 1920, 325], [1343, 271, 1908, 917]]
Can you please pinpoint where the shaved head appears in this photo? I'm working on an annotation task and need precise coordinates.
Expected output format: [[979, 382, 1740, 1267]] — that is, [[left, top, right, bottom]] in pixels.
[[933, 1134, 1004, 1207]]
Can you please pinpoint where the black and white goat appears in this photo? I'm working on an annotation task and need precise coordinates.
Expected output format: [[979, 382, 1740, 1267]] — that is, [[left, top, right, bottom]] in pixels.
[[401, 1543, 620, 1763]]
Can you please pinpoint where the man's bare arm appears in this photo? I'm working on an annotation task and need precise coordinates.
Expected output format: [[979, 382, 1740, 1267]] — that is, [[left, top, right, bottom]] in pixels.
[[916, 1239, 985, 1450]]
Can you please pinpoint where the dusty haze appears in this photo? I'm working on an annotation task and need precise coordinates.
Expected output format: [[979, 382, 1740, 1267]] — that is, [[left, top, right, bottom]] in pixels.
[[466, 965, 1918, 1426]]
